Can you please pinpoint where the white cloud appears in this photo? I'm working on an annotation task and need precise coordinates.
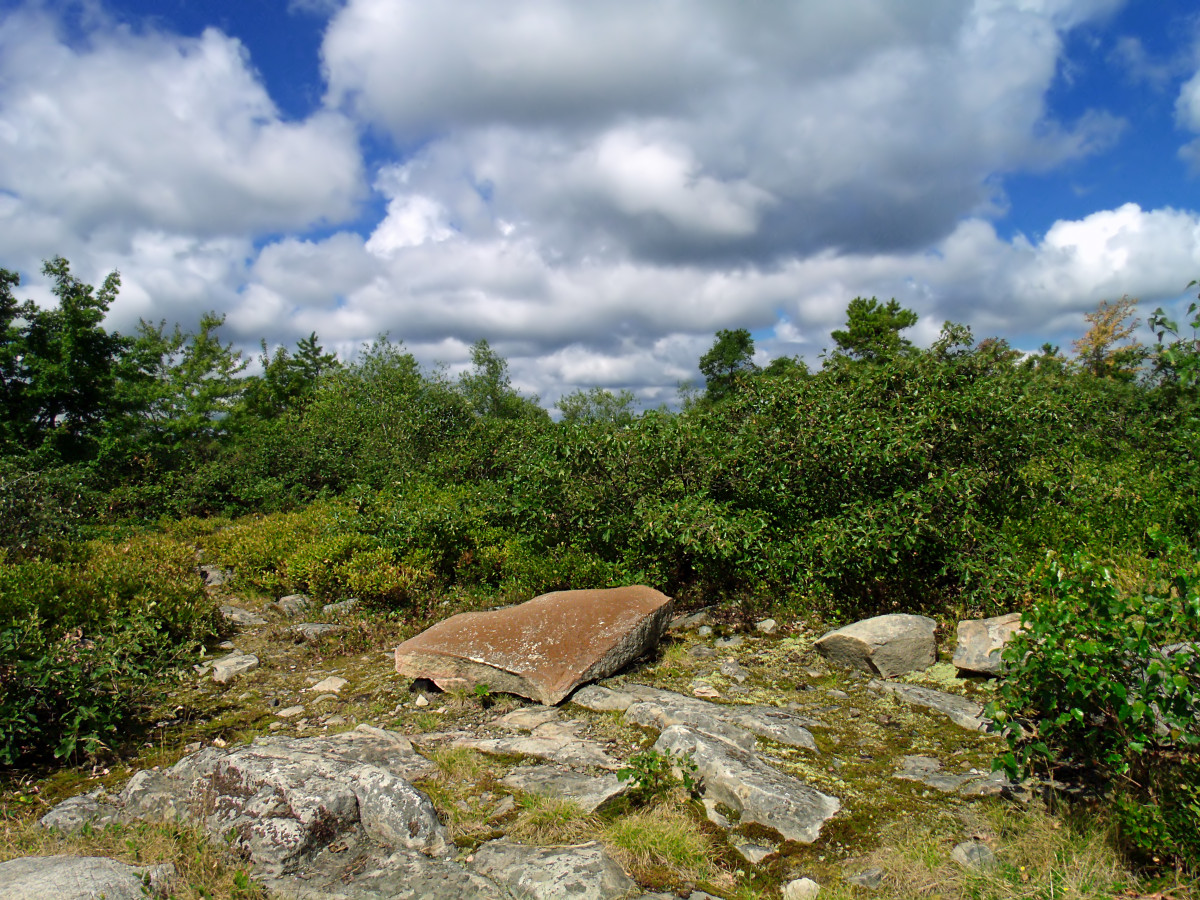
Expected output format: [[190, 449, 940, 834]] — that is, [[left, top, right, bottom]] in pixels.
[[0, 10, 364, 255]]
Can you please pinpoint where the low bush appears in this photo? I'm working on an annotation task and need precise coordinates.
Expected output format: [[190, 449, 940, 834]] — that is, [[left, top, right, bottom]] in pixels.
[[992, 543, 1200, 872]]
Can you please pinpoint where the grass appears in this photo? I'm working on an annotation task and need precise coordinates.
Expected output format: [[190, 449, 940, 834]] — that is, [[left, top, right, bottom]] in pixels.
[[601, 803, 715, 889], [507, 794, 598, 844], [0, 815, 265, 900]]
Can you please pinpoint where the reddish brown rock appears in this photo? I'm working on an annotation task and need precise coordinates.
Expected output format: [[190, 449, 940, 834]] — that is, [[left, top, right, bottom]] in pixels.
[[394, 586, 673, 705]]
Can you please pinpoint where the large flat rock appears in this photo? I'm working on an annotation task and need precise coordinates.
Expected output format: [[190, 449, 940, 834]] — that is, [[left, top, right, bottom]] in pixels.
[[470, 840, 635, 900], [868, 680, 990, 731], [394, 586, 673, 705]]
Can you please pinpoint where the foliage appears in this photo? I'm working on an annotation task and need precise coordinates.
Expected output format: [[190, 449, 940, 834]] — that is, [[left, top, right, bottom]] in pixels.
[[617, 748, 701, 803], [557, 387, 638, 425], [829, 296, 918, 362], [698, 328, 756, 402], [1072, 296, 1145, 381], [991, 546, 1200, 872]]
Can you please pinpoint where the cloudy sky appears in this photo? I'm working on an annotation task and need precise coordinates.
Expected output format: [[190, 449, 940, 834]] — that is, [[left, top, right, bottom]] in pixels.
[[2, 0, 1199, 409]]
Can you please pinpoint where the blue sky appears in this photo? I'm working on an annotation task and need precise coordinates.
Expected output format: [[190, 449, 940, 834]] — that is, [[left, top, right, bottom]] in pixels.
[[2, 0, 1199, 407]]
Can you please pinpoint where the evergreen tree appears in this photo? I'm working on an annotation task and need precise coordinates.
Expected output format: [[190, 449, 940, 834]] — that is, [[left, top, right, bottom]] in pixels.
[[830, 297, 918, 362]]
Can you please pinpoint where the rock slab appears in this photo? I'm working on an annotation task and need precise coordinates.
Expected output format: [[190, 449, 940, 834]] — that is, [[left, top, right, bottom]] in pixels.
[[953, 613, 1022, 676], [470, 840, 635, 900], [395, 586, 673, 705], [814, 614, 936, 677], [868, 680, 990, 731], [0, 855, 174, 900]]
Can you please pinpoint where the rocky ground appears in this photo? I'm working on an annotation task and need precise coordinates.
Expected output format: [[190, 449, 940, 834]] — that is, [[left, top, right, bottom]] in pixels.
[[1, 570, 1066, 900]]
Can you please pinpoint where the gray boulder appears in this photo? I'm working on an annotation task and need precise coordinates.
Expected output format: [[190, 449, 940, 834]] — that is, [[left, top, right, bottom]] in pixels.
[[654, 724, 840, 843], [814, 614, 936, 677], [0, 856, 174, 900], [272, 594, 314, 617], [220, 605, 266, 627], [470, 840, 635, 900], [952, 613, 1022, 676]]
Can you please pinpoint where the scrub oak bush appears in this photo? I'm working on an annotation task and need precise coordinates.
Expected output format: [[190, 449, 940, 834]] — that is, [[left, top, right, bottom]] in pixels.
[[0, 533, 220, 763], [992, 545, 1200, 871]]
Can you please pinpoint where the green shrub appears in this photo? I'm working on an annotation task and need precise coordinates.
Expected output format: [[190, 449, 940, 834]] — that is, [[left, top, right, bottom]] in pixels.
[[992, 544, 1200, 872]]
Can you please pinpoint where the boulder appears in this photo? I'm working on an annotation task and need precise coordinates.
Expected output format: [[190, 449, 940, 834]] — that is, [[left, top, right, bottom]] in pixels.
[[814, 614, 936, 677], [783, 877, 821, 900], [87, 726, 443, 878], [220, 605, 266, 627], [952, 613, 1022, 676], [655, 724, 840, 844], [272, 594, 313, 617], [0, 856, 174, 900], [394, 586, 674, 705]]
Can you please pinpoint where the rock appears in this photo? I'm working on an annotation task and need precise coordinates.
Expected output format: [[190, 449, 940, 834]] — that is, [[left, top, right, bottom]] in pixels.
[[782, 877, 821, 900], [690, 646, 718, 659], [276, 705, 305, 718], [691, 681, 722, 699], [714, 635, 743, 650], [291, 623, 345, 642], [868, 680, 990, 731], [569, 684, 632, 712], [814, 614, 936, 677], [0, 856, 174, 900], [496, 706, 562, 731], [394, 585, 673, 705], [720, 658, 749, 682], [894, 755, 983, 793], [307, 676, 348, 693], [499, 766, 627, 813], [670, 608, 714, 631], [261, 842, 503, 900], [470, 840, 636, 900], [103, 726, 443, 877], [951, 840, 996, 869], [415, 694, 430, 707], [38, 789, 121, 833], [845, 868, 884, 890], [698, 625, 714, 637], [199, 564, 232, 586], [211, 650, 259, 684], [220, 605, 267, 627], [756, 618, 778, 634], [730, 835, 777, 864], [655, 724, 840, 843], [323, 598, 360, 616], [952, 613, 1022, 676], [453, 723, 620, 770], [272, 594, 313, 617]]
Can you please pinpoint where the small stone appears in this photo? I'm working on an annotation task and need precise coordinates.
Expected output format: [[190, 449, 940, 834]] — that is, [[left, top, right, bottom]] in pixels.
[[756, 618, 778, 634], [415, 694, 430, 707], [846, 868, 884, 890], [691, 681, 722, 699], [314, 694, 338, 704], [951, 841, 996, 869], [697, 625, 714, 637], [290, 623, 345, 642], [212, 737, 227, 748], [276, 705, 305, 719], [220, 605, 266, 627], [827, 689, 849, 700], [217, 640, 236, 651], [715, 635, 744, 649], [323, 598, 361, 616], [489, 795, 516, 819], [307, 676, 348, 694], [730, 835, 777, 864], [211, 651, 259, 684], [184, 741, 201, 753], [690, 646, 718, 659], [719, 658, 749, 683], [324, 716, 347, 726], [268, 722, 283, 730], [272, 593, 314, 617], [783, 877, 821, 900]]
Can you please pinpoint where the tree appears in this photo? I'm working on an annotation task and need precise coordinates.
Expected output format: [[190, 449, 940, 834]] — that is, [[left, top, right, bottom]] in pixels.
[[240, 332, 341, 420], [0, 269, 25, 450], [558, 387, 637, 426], [830, 297, 918, 362], [459, 339, 545, 420], [699, 328, 756, 401], [1072, 296, 1145, 381], [17, 258, 128, 458], [761, 355, 809, 379]]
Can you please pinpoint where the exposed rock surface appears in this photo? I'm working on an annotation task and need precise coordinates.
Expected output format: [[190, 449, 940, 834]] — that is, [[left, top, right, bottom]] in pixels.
[[868, 680, 990, 731], [211, 650, 259, 683], [953, 613, 1022, 676], [0, 855, 174, 900], [272, 594, 314, 617], [814, 614, 936, 677], [394, 586, 673, 704], [220, 605, 266, 627], [470, 840, 635, 900], [655, 724, 841, 843], [199, 565, 233, 587], [500, 766, 627, 813], [291, 623, 345, 642]]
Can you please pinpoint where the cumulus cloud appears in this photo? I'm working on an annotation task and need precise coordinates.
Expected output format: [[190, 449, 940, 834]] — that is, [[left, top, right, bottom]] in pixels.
[[321, 0, 1124, 265]]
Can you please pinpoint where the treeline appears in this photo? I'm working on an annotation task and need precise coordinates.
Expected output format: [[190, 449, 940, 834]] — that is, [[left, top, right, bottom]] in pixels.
[[3, 257, 1199, 615]]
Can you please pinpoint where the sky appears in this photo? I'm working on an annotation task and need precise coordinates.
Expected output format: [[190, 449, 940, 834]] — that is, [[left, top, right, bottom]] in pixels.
[[2, 0, 1200, 410]]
